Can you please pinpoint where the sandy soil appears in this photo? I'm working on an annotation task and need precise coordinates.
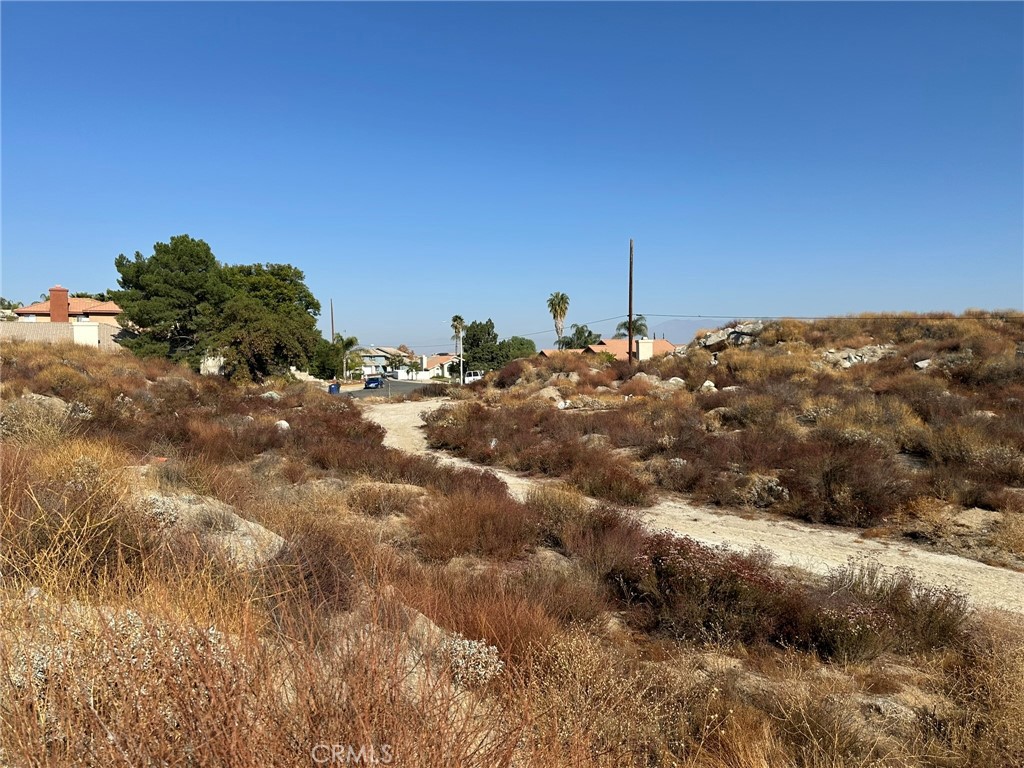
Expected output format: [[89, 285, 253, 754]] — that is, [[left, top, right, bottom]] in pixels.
[[361, 400, 1024, 614]]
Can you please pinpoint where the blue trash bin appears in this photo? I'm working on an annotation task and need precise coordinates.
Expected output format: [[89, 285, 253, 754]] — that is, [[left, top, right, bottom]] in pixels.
[[328, 383, 340, 395]]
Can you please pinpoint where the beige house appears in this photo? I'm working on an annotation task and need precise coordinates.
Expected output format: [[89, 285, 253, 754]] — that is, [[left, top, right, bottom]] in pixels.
[[540, 338, 678, 362], [3, 285, 125, 349], [14, 286, 122, 325], [583, 338, 678, 361]]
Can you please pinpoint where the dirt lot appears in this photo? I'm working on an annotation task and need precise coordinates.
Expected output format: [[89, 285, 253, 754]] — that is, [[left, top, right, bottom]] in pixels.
[[362, 399, 1024, 614]]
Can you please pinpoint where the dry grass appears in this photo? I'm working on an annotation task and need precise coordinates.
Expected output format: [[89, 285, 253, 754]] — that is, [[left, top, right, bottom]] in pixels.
[[412, 490, 543, 560], [3, 338, 1024, 766]]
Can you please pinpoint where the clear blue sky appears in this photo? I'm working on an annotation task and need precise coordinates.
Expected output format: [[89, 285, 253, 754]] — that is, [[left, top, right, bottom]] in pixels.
[[3, 2, 1022, 352]]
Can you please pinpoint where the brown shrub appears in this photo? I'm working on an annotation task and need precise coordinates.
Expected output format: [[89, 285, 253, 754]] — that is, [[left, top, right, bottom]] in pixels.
[[413, 490, 542, 560], [396, 565, 561, 667], [525, 484, 589, 545], [784, 439, 914, 527], [558, 505, 648, 577], [1, 438, 151, 587], [346, 481, 426, 518], [568, 450, 654, 506], [262, 515, 357, 618], [941, 614, 1024, 766], [494, 358, 534, 388], [717, 345, 817, 385], [619, 376, 654, 397]]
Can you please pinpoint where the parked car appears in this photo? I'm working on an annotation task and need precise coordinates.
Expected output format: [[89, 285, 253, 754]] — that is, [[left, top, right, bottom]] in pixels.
[[464, 370, 484, 384], [363, 377, 384, 389]]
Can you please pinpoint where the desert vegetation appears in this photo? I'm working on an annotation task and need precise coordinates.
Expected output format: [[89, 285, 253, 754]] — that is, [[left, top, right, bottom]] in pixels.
[[2, 333, 1023, 766], [426, 312, 1024, 568]]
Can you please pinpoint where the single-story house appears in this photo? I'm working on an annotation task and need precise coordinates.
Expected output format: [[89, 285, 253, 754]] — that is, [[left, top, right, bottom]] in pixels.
[[14, 286, 122, 325], [539, 338, 678, 362], [585, 337, 679, 362], [583, 338, 678, 361], [1, 285, 125, 349], [416, 353, 461, 380]]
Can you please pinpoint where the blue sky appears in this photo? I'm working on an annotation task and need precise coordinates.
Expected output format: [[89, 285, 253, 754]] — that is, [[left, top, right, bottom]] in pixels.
[[2, 2, 1022, 352]]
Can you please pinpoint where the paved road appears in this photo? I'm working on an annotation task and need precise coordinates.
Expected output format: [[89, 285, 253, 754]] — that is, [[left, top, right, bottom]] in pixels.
[[343, 379, 435, 400]]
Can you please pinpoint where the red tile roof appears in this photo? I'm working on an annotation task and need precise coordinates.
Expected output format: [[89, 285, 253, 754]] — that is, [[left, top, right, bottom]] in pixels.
[[14, 298, 122, 316], [583, 338, 678, 361], [537, 348, 584, 357], [423, 353, 458, 370]]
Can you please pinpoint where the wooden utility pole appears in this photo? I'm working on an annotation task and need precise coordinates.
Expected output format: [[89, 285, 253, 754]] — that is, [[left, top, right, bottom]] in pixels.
[[627, 239, 635, 367]]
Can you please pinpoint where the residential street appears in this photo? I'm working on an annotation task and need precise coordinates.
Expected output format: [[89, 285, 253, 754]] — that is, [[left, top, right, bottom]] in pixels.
[[343, 379, 436, 399]]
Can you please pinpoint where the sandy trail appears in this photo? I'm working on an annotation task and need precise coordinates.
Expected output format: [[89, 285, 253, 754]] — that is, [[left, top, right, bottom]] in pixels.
[[362, 400, 1024, 614]]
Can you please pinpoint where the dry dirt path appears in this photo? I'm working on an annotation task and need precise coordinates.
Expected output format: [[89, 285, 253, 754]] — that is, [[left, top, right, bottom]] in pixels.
[[361, 400, 1024, 614]]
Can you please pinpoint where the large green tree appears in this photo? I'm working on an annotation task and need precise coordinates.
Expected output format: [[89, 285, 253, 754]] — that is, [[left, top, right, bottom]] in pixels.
[[209, 294, 318, 381], [497, 336, 537, 362], [112, 235, 321, 380], [212, 263, 322, 380], [112, 235, 229, 360], [463, 322, 538, 371], [462, 318, 502, 371]]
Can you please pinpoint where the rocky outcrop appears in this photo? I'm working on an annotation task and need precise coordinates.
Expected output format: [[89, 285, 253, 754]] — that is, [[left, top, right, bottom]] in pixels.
[[545, 371, 580, 386], [141, 490, 285, 570], [821, 345, 895, 369], [530, 386, 566, 407], [0, 393, 92, 438], [737, 474, 790, 508], [696, 321, 764, 353]]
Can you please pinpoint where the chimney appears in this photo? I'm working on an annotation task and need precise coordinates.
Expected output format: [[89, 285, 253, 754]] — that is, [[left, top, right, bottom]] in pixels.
[[635, 337, 654, 361], [49, 285, 69, 324]]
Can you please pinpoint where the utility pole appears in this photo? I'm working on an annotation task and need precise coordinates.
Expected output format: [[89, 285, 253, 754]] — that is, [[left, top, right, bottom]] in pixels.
[[459, 330, 464, 385], [627, 238, 635, 368]]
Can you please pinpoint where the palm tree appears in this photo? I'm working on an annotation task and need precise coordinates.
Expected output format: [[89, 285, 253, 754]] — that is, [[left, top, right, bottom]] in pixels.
[[451, 315, 465, 383], [546, 292, 570, 343], [333, 333, 359, 379], [559, 323, 601, 350], [614, 315, 649, 339]]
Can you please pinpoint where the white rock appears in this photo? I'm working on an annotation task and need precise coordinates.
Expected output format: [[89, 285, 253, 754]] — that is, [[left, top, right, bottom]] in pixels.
[[141, 490, 284, 570], [699, 380, 718, 393], [531, 386, 564, 403], [275, 420, 291, 431]]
